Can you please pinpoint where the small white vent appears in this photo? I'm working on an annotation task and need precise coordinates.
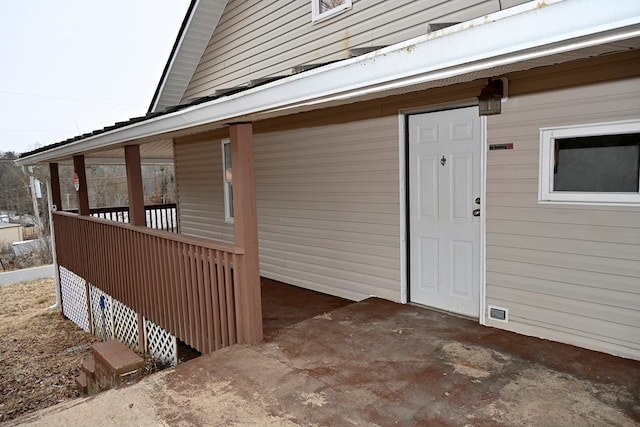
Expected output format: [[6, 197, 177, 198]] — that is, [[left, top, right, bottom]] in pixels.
[[488, 305, 509, 323]]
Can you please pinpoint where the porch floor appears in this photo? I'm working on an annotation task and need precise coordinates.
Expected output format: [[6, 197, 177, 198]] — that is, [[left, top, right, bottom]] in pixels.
[[10, 282, 640, 426], [261, 278, 353, 339]]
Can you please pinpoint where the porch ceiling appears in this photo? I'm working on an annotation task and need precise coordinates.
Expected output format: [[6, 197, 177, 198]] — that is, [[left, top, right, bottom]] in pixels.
[[16, 0, 640, 166], [50, 138, 175, 165]]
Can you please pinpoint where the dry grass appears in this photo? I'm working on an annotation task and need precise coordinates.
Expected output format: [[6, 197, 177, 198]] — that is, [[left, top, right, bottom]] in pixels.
[[0, 279, 97, 423]]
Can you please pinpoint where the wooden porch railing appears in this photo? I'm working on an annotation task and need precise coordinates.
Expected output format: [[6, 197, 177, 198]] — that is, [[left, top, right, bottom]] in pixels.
[[66, 203, 178, 233], [53, 211, 242, 354]]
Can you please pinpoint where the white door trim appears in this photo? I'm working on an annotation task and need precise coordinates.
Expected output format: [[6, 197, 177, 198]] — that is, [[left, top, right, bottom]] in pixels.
[[479, 115, 487, 325], [399, 114, 408, 304], [398, 106, 487, 322]]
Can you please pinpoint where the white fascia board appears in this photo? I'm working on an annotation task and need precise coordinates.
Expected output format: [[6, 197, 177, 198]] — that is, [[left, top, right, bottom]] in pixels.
[[151, 0, 228, 113], [18, 0, 640, 166], [149, 0, 199, 113]]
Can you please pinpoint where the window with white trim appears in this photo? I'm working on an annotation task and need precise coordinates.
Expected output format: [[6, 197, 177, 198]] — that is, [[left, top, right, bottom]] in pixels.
[[539, 120, 640, 205], [222, 139, 234, 223], [312, 0, 351, 22]]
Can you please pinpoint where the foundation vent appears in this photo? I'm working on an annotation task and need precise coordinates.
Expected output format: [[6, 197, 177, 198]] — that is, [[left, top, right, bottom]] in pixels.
[[489, 306, 508, 323]]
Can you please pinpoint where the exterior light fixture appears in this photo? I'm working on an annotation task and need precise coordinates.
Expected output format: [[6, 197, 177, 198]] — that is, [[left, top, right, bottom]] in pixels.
[[478, 78, 504, 116]]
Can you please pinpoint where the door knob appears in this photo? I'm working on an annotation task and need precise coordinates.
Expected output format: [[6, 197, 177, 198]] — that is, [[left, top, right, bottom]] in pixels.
[[472, 209, 481, 217]]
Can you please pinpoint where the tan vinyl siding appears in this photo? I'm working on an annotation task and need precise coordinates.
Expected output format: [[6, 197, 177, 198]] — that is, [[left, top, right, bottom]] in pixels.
[[175, 116, 401, 301], [181, 0, 527, 101], [254, 117, 400, 301], [485, 77, 640, 360], [174, 139, 234, 243]]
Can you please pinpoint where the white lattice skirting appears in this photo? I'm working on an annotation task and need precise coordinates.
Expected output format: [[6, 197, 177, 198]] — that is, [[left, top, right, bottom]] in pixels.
[[89, 285, 141, 352], [89, 284, 114, 342], [59, 266, 177, 365], [59, 266, 90, 332], [87, 285, 177, 364], [145, 318, 178, 366], [113, 299, 140, 351]]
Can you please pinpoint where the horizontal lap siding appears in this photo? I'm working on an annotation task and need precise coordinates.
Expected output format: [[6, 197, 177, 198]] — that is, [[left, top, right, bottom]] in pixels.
[[182, 0, 527, 101], [175, 117, 400, 301], [254, 117, 400, 301], [485, 77, 640, 359], [174, 139, 234, 243]]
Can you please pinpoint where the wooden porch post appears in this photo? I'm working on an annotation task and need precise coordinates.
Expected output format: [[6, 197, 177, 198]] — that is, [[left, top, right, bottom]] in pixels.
[[49, 163, 62, 211], [72, 155, 90, 216], [71, 155, 91, 334], [124, 145, 146, 227], [229, 122, 263, 344], [124, 145, 146, 352]]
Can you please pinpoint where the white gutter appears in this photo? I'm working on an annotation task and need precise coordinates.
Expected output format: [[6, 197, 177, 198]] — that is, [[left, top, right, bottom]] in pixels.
[[17, 0, 640, 166]]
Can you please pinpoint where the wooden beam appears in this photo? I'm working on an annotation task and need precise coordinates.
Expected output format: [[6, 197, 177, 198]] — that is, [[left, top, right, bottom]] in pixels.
[[72, 155, 90, 216], [229, 123, 263, 344], [48, 163, 62, 211], [124, 145, 146, 227]]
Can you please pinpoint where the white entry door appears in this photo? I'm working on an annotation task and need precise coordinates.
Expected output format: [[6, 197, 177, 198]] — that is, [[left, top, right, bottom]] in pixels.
[[408, 107, 482, 317]]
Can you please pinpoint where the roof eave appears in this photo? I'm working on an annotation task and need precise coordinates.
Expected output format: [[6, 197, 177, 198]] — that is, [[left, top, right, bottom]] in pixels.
[[16, 0, 640, 166]]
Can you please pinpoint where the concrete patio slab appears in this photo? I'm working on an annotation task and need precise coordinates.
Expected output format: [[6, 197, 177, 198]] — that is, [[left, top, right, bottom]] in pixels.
[[6, 294, 640, 426]]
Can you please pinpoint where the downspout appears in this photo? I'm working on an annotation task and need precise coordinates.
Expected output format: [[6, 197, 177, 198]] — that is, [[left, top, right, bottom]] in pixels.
[[46, 179, 62, 311]]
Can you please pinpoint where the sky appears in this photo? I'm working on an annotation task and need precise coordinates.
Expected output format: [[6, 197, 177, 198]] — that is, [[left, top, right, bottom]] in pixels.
[[0, 0, 191, 155]]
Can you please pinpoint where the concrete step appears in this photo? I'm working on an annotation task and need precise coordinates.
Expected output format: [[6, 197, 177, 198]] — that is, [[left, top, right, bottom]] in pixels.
[[82, 358, 95, 378], [81, 358, 98, 394], [91, 340, 145, 391], [75, 372, 88, 395]]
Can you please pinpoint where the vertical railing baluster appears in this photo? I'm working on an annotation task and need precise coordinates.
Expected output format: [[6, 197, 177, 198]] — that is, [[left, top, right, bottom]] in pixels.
[[232, 253, 239, 342], [169, 240, 182, 340], [163, 238, 175, 337], [133, 229, 143, 314], [155, 235, 165, 325], [215, 249, 228, 347], [154, 234, 164, 327], [181, 241, 192, 345], [143, 233, 153, 321], [175, 241, 185, 340], [146, 234, 157, 324], [224, 251, 236, 345], [126, 229, 138, 307], [202, 248, 214, 353], [209, 248, 221, 350], [187, 244, 199, 351], [181, 242, 192, 344], [194, 245, 205, 352], [117, 227, 125, 302]]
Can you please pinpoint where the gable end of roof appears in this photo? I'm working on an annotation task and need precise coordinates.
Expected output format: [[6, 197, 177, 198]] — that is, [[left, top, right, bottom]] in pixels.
[[148, 0, 228, 113]]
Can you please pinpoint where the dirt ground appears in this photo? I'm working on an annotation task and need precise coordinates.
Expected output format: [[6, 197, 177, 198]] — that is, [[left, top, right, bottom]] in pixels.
[[0, 279, 97, 423]]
